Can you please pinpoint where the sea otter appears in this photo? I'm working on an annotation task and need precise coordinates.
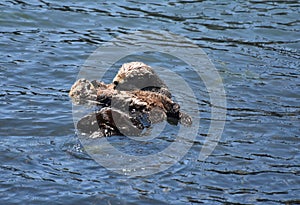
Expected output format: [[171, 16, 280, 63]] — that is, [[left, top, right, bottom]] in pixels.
[[69, 62, 192, 137], [113, 62, 172, 98]]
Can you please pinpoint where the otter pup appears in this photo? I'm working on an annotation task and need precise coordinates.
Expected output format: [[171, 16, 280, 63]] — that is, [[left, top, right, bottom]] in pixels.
[[95, 88, 191, 125], [113, 62, 172, 98]]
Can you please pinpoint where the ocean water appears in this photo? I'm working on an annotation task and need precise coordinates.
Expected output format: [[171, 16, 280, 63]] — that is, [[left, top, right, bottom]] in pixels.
[[0, 1, 299, 204]]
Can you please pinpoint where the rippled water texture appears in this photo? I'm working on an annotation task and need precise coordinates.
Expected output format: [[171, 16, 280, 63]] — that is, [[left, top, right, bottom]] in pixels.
[[1, 1, 299, 204]]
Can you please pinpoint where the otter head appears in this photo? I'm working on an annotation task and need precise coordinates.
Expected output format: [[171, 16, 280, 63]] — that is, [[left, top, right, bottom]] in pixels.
[[113, 73, 125, 86], [69, 79, 98, 104], [113, 62, 157, 91]]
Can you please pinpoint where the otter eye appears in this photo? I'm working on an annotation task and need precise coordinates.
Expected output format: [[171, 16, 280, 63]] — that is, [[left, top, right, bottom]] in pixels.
[[113, 81, 119, 86]]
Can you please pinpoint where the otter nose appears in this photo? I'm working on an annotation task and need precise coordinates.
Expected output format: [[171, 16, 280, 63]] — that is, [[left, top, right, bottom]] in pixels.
[[113, 81, 119, 86]]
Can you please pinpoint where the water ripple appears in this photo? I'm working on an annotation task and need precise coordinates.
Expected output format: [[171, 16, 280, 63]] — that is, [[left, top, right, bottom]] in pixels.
[[1, 0, 299, 204]]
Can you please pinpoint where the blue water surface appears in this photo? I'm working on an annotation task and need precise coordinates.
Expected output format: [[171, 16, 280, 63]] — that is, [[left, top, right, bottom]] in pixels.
[[0, 1, 299, 204]]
